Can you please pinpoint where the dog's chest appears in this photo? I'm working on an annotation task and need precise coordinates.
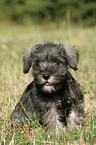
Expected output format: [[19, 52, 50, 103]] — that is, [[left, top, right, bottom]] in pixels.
[[39, 100, 64, 131]]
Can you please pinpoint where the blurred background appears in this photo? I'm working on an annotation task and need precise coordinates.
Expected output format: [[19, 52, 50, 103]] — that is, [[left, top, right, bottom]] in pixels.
[[0, 0, 96, 26]]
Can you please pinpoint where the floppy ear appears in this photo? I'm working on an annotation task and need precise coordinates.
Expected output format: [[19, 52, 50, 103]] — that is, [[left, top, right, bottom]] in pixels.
[[23, 46, 36, 74], [60, 43, 79, 70]]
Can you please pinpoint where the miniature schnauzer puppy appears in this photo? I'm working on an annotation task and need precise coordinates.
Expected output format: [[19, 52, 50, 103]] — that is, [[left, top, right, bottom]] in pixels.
[[10, 42, 84, 131]]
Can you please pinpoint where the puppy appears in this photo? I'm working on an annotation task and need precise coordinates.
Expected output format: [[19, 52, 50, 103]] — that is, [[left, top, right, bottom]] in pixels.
[[10, 42, 84, 131]]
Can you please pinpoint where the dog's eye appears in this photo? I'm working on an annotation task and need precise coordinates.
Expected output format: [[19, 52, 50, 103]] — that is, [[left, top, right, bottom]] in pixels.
[[54, 58, 62, 65], [55, 60, 61, 65], [33, 60, 40, 68], [35, 60, 39, 65], [57, 61, 60, 65]]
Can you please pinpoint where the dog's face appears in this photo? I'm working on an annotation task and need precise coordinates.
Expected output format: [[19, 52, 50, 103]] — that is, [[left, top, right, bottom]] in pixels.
[[23, 43, 78, 93], [32, 46, 67, 93]]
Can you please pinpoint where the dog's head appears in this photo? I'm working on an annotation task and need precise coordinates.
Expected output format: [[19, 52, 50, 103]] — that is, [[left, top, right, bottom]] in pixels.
[[23, 42, 79, 93]]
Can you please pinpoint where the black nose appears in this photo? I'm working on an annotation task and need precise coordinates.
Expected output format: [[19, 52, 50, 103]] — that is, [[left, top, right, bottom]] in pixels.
[[43, 74, 50, 80]]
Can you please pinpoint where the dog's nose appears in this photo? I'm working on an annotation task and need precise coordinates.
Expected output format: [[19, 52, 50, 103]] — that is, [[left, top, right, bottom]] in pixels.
[[43, 74, 50, 80]]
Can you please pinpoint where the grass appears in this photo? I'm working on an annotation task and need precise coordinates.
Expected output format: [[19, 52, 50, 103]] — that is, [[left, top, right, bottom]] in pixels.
[[0, 21, 96, 145]]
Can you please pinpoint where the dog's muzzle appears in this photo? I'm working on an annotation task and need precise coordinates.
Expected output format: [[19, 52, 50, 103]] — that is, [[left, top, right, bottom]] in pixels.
[[43, 74, 50, 81], [43, 74, 52, 86], [36, 73, 63, 93]]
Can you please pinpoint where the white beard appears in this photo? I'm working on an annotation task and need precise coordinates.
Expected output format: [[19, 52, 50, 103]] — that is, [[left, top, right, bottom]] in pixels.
[[36, 75, 60, 93], [42, 85, 56, 93]]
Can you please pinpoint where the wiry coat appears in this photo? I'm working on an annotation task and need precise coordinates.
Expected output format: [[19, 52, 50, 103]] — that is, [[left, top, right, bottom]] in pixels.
[[10, 42, 84, 131]]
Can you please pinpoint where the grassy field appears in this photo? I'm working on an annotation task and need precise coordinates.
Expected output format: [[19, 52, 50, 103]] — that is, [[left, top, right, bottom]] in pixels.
[[0, 22, 96, 145]]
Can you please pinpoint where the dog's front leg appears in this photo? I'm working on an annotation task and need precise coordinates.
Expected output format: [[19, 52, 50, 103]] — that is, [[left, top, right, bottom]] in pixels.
[[10, 82, 36, 126]]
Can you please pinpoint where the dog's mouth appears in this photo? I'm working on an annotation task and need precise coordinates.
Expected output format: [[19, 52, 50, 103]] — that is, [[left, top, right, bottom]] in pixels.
[[44, 82, 52, 86]]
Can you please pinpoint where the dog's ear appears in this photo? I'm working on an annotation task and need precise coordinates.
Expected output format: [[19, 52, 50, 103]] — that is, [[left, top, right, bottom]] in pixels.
[[23, 47, 36, 73], [60, 43, 79, 70]]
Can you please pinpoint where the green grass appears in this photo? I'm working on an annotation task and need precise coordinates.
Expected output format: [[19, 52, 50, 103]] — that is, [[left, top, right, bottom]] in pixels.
[[0, 22, 96, 145]]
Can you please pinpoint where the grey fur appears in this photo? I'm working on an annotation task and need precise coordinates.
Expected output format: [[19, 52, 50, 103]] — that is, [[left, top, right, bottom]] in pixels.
[[10, 42, 84, 132]]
